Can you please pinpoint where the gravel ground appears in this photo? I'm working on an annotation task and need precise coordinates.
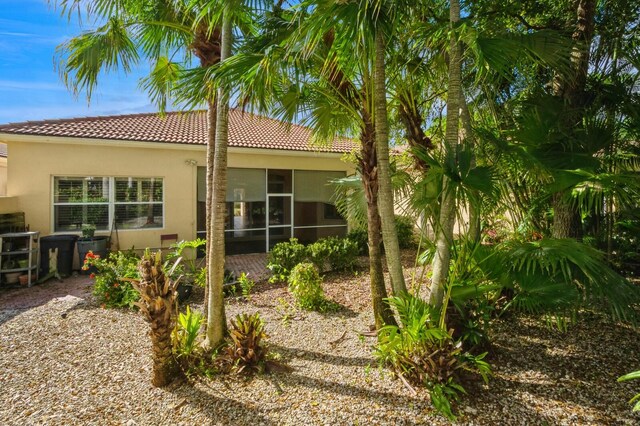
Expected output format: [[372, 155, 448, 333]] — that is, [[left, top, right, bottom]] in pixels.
[[1, 258, 639, 425]]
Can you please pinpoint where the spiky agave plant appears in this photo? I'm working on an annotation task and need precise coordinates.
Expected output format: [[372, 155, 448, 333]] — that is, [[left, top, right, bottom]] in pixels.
[[132, 250, 180, 387], [218, 313, 269, 374]]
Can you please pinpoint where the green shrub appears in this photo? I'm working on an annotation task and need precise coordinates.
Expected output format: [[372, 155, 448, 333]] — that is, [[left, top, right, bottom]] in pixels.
[[288, 263, 326, 311], [307, 239, 332, 272], [347, 228, 369, 255], [324, 236, 359, 271], [308, 236, 358, 272], [267, 238, 308, 283], [346, 216, 415, 255], [85, 250, 140, 309], [395, 215, 416, 249]]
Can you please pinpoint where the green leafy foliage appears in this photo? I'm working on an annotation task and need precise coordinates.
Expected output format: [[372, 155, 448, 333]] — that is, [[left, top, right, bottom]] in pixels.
[[375, 293, 491, 421], [395, 216, 416, 249], [173, 305, 204, 359], [346, 228, 369, 255], [288, 263, 329, 311], [618, 370, 640, 412], [238, 272, 255, 298], [218, 313, 270, 375], [85, 251, 140, 309], [165, 238, 206, 283], [267, 238, 308, 283], [308, 236, 359, 272]]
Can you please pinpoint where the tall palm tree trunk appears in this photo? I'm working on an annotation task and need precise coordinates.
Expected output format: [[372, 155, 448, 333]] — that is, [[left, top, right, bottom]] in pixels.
[[203, 97, 217, 326], [205, 11, 232, 349], [429, 0, 462, 309], [459, 93, 480, 243], [551, 0, 596, 239], [374, 29, 406, 295], [360, 112, 396, 328]]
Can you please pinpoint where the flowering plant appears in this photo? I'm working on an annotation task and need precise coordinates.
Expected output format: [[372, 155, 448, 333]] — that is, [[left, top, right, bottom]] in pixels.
[[84, 250, 140, 308]]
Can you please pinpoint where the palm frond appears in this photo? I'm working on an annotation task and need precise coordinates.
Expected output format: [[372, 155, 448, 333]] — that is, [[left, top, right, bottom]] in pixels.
[[57, 17, 140, 101]]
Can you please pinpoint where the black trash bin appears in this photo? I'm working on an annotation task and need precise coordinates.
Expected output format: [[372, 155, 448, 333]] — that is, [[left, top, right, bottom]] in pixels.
[[40, 235, 78, 277]]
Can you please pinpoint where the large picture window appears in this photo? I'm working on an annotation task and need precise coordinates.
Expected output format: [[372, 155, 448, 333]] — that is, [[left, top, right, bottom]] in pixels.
[[53, 176, 164, 232]]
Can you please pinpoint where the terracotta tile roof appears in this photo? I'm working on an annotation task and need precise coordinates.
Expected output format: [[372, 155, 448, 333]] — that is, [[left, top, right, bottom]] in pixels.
[[0, 110, 355, 154]]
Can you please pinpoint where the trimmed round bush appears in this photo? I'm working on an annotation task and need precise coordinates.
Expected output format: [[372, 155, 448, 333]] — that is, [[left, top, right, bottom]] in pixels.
[[288, 262, 325, 311]]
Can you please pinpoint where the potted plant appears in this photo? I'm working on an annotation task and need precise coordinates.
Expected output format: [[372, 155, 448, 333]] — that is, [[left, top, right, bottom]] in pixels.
[[164, 238, 206, 301], [77, 223, 109, 274]]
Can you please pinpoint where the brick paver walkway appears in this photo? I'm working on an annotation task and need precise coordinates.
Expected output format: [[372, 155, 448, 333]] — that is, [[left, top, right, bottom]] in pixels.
[[225, 253, 270, 282]]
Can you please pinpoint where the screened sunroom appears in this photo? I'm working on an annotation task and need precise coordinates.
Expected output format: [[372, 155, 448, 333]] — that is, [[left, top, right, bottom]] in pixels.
[[197, 168, 348, 254]]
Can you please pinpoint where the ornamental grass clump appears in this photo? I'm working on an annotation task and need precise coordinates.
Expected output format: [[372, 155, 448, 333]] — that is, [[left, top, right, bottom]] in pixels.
[[132, 250, 180, 387]]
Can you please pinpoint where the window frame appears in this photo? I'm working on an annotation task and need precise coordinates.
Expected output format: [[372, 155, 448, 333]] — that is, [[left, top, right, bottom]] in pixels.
[[51, 176, 165, 233]]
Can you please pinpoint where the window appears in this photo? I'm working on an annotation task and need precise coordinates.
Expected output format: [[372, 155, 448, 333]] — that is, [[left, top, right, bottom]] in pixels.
[[293, 170, 347, 245], [53, 176, 163, 232]]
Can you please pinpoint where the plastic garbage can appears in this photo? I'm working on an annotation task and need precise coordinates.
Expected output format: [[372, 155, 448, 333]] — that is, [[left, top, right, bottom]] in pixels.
[[40, 234, 78, 277]]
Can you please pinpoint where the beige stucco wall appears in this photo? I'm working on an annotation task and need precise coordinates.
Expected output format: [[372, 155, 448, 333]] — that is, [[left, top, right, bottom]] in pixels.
[[1, 135, 354, 251], [0, 196, 18, 213], [0, 156, 7, 196]]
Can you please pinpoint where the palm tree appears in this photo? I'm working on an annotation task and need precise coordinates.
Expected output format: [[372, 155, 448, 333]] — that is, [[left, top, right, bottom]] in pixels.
[[374, 18, 407, 296], [132, 251, 179, 387], [429, 0, 462, 309], [53, 0, 229, 343], [204, 2, 232, 349]]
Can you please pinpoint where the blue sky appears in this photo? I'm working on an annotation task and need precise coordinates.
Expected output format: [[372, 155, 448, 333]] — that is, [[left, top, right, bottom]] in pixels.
[[0, 0, 154, 124]]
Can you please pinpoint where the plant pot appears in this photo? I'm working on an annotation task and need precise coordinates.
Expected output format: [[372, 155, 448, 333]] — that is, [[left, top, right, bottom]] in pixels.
[[17, 259, 29, 269], [5, 272, 21, 284], [177, 283, 193, 302], [18, 273, 36, 286]]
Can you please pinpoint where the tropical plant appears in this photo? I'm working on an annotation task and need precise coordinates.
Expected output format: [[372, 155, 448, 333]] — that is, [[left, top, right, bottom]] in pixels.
[[375, 293, 491, 420], [288, 262, 327, 311], [218, 313, 269, 374], [443, 237, 640, 330], [173, 305, 205, 374], [131, 250, 180, 387], [84, 250, 140, 309], [165, 238, 206, 282], [618, 370, 640, 412], [237, 272, 255, 298]]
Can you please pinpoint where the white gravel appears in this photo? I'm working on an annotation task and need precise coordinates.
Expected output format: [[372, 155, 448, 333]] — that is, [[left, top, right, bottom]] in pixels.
[[1, 270, 639, 425]]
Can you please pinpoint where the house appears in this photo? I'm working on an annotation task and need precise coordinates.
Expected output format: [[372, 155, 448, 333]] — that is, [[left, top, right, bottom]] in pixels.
[[0, 110, 355, 254], [0, 144, 6, 196]]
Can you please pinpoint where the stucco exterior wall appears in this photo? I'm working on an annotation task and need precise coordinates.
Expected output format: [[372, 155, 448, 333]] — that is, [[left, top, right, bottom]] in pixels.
[[2, 136, 353, 250], [0, 157, 7, 196]]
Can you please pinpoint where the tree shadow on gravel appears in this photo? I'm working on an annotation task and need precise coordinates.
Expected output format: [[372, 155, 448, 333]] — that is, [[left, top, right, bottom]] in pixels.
[[270, 344, 372, 368], [267, 370, 427, 407], [169, 382, 277, 426], [472, 313, 640, 422]]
